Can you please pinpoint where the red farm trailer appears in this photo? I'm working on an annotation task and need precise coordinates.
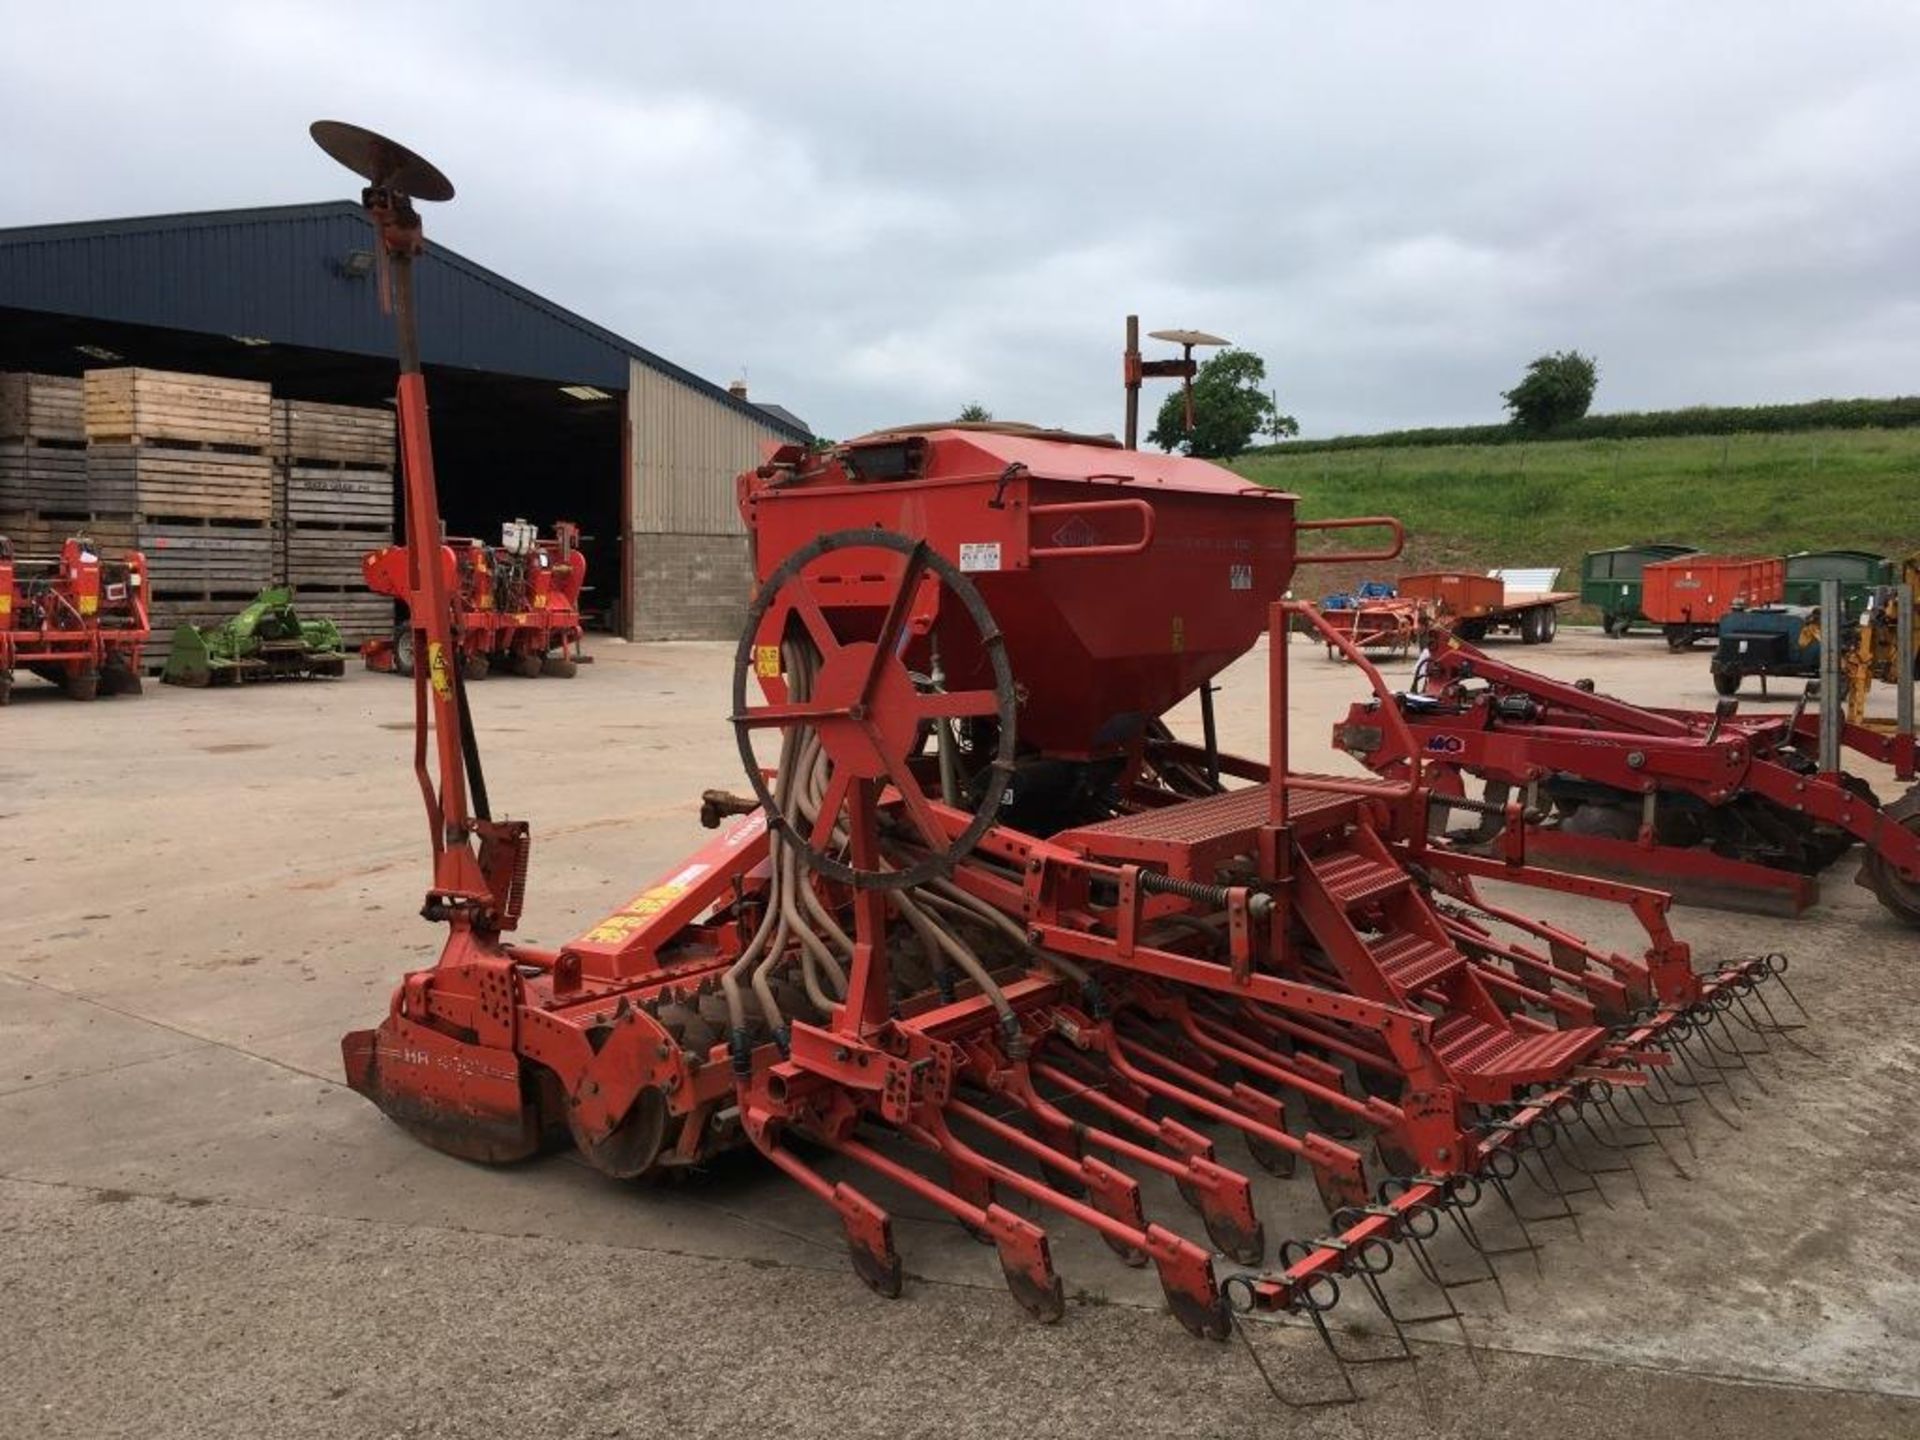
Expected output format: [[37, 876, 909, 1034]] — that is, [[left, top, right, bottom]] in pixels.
[[1641, 555, 1785, 650], [1397, 569, 1573, 645], [362, 519, 585, 679], [0, 531, 149, 703]]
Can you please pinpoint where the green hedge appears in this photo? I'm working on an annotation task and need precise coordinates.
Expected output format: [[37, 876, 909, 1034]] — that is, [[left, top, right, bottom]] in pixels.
[[1251, 396, 1920, 455]]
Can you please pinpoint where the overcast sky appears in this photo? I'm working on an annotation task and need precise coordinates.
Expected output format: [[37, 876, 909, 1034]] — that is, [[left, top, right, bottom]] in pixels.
[[5, 3, 1917, 439]]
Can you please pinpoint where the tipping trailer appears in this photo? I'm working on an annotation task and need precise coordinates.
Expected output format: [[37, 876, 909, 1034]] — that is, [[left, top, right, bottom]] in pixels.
[[1581, 542, 1698, 636], [1641, 554, 1785, 650]]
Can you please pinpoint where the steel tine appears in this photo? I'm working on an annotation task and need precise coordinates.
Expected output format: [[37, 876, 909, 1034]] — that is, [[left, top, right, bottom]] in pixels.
[[1621, 1088, 1694, 1175], [1443, 1199, 1510, 1311], [1484, 1173, 1548, 1277], [1534, 1121, 1610, 1208], [1770, 968, 1810, 1021], [1648, 1068, 1704, 1155], [1349, 1272, 1439, 1426], [1521, 1145, 1585, 1240], [1699, 1010, 1772, 1091], [1231, 1312, 1361, 1413], [1579, 1106, 1650, 1207], [1668, 1036, 1743, 1128], [1747, 985, 1819, 1055], [1393, 1244, 1488, 1377], [1686, 1024, 1752, 1111]]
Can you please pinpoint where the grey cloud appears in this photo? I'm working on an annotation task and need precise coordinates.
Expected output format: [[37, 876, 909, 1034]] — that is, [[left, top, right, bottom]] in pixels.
[[4, 1, 1916, 439]]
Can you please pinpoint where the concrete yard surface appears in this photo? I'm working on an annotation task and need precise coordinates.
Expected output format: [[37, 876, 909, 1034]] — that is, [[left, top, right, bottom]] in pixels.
[[3, 631, 1918, 1439]]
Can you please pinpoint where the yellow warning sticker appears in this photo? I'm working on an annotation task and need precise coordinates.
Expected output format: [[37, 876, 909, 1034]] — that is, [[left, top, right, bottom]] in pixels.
[[755, 644, 783, 678], [582, 881, 690, 943], [0, 595, 10, 616], [427, 641, 453, 698], [534, 592, 549, 609], [79, 594, 99, 616]]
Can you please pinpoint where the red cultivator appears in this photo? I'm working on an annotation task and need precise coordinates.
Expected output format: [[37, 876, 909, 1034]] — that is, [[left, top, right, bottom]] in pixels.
[[361, 519, 585, 679], [1334, 634, 1920, 925], [324, 123, 1806, 1404], [0, 531, 149, 703]]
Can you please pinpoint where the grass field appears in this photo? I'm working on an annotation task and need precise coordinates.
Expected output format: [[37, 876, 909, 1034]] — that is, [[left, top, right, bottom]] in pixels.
[[1231, 428, 1920, 613]]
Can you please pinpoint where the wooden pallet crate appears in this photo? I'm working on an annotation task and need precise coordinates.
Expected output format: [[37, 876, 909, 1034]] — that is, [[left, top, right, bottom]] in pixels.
[[282, 467, 393, 528], [84, 368, 273, 450], [0, 441, 88, 512], [0, 373, 84, 442], [136, 520, 275, 598], [88, 445, 274, 521], [273, 398, 395, 469], [286, 529, 384, 588]]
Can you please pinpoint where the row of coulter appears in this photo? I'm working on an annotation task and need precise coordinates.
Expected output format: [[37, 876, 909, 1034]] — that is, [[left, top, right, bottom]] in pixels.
[[0, 367, 396, 670]]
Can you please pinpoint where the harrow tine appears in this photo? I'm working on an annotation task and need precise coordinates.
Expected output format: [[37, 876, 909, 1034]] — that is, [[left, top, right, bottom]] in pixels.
[[1620, 1087, 1694, 1177], [1663, 1035, 1743, 1129], [1225, 1281, 1362, 1411], [1695, 1004, 1772, 1093], [1725, 994, 1786, 1071], [1482, 1170, 1549, 1276], [1764, 954, 1810, 1021], [1550, 1129, 1614, 1209], [1440, 1188, 1510, 1312], [1743, 985, 1820, 1057], [1517, 1145, 1585, 1240], [1574, 1103, 1650, 1208]]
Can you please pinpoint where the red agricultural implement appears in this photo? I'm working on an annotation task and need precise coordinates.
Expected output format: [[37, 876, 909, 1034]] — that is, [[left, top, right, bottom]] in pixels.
[[1333, 632, 1920, 925], [324, 122, 1804, 1403], [361, 518, 585, 679], [0, 530, 149, 703], [1398, 569, 1573, 646], [1316, 594, 1428, 660]]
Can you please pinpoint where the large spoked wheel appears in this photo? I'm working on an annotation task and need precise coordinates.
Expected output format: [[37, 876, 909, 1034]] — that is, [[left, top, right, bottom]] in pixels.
[[732, 529, 1018, 891]]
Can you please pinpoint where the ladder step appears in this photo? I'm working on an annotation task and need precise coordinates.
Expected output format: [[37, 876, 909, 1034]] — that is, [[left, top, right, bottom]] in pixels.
[[1312, 850, 1410, 908], [1432, 1014, 1607, 1085], [1369, 933, 1463, 993]]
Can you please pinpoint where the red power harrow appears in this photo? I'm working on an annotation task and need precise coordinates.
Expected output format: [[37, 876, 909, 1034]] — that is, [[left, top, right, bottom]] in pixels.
[[0, 530, 149, 704], [1334, 633, 1920, 926], [322, 124, 1803, 1405], [362, 519, 586, 679]]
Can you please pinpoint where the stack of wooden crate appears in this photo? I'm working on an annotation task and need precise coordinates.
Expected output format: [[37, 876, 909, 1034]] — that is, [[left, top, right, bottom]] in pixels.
[[0, 373, 107, 554], [273, 398, 396, 646], [84, 368, 277, 669]]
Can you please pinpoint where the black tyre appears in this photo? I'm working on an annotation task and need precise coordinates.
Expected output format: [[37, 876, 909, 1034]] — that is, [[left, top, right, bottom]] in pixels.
[[391, 621, 415, 677], [64, 667, 99, 702], [541, 654, 578, 678], [463, 652, 492, 682]]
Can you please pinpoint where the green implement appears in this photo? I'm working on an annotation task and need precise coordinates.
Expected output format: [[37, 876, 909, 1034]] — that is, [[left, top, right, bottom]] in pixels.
[[162, 587, 348, 687]]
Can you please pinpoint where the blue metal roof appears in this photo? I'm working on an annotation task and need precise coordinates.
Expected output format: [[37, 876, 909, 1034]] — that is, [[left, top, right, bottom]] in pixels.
[[0, 201, 808, 440]]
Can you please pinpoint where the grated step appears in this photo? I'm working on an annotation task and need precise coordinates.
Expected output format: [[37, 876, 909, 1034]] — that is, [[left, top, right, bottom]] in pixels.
[[1369, 932, 1464, 994], [1432, 1013, 1607, 1084], [1313, 850, 1411, 909]]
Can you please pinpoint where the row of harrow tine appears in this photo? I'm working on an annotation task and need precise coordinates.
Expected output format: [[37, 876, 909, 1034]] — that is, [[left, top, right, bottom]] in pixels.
[[1222, 952, 1806, 1410]]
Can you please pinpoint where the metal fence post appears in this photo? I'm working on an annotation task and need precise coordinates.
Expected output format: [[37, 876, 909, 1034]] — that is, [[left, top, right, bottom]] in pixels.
[[1819, 578, 1842, 774], [1899, 583, 1915, 740]]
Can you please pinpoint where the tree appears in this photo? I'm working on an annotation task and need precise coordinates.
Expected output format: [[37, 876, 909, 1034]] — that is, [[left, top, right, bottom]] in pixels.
[[1147, 349, 1298, 458], [957, 403, 992, 422], [1502, 350, 1598, 432]]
